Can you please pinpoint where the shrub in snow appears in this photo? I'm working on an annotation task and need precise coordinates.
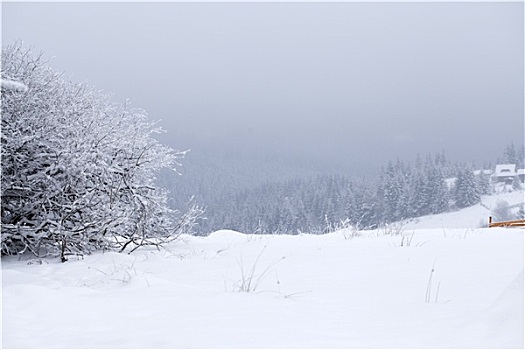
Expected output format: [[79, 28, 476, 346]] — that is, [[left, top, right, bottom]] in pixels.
[[1, 42, 203, 261], [517, 205, 525, 220], [491, 201, 513, 222], [233, 245, 284, 293], [377, 220, 408, 236]]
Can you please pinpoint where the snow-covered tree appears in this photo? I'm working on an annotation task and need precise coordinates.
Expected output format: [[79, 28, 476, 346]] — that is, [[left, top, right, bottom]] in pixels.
[[424, 156, 449, 214], [408, 167, 430, 217], [500, 142, 524, 168], [381, 160, 410, 222], [381, 162, 398, 222], [454, 167, 481, 208], [1, 43, 202, 261], [476, 171, 493, 196]]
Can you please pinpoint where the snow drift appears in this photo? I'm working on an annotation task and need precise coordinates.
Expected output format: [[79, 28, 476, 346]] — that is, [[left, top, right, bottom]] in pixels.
[[1, 192, 523, 348]]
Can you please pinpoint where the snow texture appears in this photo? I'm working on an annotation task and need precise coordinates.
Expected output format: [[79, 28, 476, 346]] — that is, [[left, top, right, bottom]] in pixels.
[[1, 191, 524, 348], [0, 78, 28, 92]]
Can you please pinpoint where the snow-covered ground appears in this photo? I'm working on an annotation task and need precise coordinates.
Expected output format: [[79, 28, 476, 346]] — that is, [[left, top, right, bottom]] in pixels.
[[405, 189, 524, 230], [2, 192, 524, 348]]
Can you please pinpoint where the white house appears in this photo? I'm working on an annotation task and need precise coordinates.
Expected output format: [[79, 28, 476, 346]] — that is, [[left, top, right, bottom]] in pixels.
[[493, 164, 517, 184]]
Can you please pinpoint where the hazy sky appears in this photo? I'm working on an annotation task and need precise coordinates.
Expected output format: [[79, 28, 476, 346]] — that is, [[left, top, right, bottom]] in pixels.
[[2, 2, 524, 173]]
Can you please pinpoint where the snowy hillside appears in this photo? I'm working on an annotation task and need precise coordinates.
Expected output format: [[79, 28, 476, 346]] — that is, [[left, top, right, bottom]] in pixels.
[[405, 189, 524, 230], [2, 192, 524, 348]]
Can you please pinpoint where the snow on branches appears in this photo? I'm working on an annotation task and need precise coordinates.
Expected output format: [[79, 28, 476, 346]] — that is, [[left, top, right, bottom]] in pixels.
[[0, 78, 28, 92], [1, 42, 203, 261]]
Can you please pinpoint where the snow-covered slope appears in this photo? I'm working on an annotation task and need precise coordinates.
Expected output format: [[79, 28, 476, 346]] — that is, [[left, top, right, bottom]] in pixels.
[[405, 189, 524, 230], [1, 192, 524, 348]]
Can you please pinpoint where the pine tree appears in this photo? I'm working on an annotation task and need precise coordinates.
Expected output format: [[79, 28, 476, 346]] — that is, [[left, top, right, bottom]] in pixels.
[[454, 167, 481, 208], [428, 162, 450, 214], [503, 143, 518, 164], [409, 170, 430, 217], [476, 171, 493, 196]]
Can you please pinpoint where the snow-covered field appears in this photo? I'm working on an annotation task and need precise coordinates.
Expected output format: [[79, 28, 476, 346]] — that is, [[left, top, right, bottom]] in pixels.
[[2, 192, 524, 348]]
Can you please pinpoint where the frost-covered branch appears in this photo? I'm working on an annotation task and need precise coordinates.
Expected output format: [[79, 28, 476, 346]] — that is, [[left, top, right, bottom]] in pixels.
[[0, 78, 28, 92]]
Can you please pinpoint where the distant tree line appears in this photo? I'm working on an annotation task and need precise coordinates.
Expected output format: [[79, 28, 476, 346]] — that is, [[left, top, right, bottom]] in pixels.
[[174, 146, 522, 235]]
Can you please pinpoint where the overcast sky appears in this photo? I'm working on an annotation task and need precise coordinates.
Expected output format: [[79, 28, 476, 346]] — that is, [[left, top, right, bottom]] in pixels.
[[2, 2, 523, 173]]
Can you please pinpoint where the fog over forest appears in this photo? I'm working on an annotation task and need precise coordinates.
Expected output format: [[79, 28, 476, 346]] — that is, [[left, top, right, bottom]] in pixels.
[[2, 2, 523, 234]]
